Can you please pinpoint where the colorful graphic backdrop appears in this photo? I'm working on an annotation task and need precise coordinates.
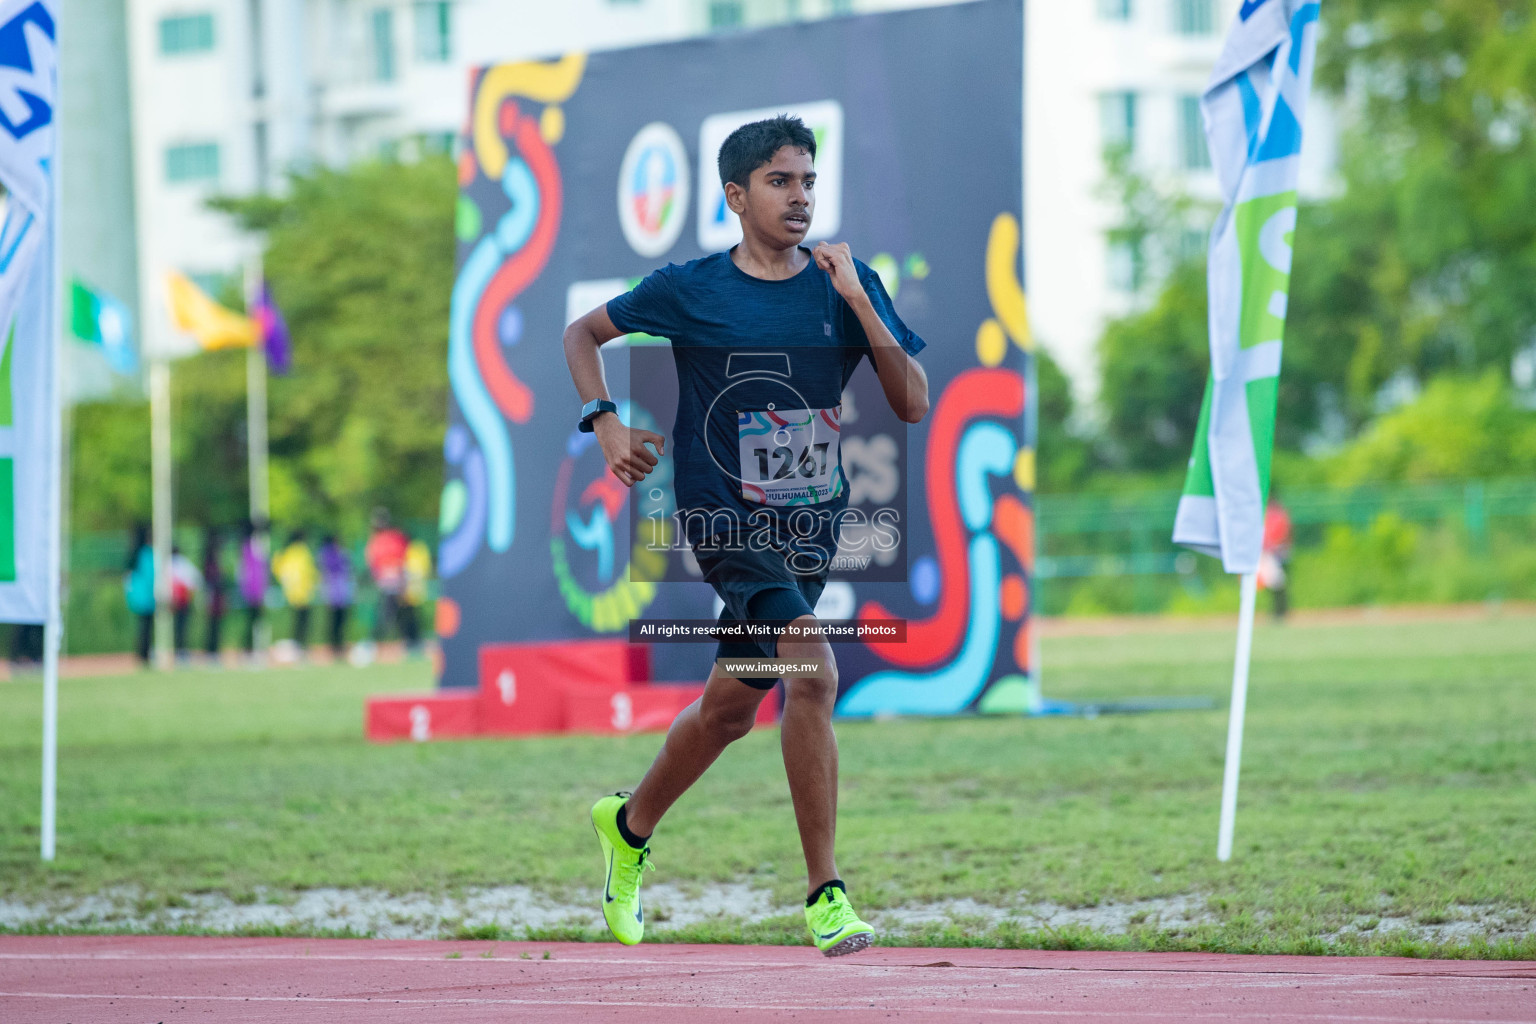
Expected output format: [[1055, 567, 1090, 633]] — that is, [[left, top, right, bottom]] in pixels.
[[439, 0, 1037, 715]]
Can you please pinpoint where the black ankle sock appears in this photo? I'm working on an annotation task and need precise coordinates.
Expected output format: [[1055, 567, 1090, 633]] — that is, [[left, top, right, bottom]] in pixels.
[[806, 878, 846, 907], [615, 802, 650, 850]]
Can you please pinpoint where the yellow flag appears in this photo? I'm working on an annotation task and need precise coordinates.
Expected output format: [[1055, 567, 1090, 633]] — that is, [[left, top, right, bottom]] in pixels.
[[163, 271, 258, 351]]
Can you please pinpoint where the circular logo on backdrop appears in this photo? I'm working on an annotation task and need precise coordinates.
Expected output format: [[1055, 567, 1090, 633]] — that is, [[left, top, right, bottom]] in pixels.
[[618, 122, 690, 258]]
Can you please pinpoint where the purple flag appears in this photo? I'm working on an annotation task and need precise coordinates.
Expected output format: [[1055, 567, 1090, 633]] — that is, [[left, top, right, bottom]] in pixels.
[[254, 281, 292, 374]]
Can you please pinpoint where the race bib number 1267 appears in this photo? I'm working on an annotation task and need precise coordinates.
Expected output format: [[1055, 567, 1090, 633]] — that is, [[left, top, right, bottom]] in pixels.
[[737, 406, 843, 506]]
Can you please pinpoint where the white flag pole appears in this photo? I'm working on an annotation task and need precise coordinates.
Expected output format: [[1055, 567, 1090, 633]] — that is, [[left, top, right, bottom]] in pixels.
[[41, 328, 60, 859], [41, 615, 58, 858], [243, 253, 270, 654], [150, 357, 174, 669], [244, 253, 269, 528], [40, 9, 64, 862], [1216, 570, 1258, 861]]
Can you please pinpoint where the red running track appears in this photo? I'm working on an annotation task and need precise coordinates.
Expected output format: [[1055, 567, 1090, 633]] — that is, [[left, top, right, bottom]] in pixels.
[[1, 936, 1532, 1023]]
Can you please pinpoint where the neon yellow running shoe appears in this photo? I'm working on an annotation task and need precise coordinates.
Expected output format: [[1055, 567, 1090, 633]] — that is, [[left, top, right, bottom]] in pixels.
[[804, 882, 874, 956], [590, 793, 654, 945]]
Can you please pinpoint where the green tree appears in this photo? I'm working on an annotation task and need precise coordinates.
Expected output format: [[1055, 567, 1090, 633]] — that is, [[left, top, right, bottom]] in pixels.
[[1096, 260, 1210, 472], [72, 157, 456, 538], [216, 156, 455, 535], [1094, 0, 1536, 474], [1281, 190, 1394, 433], [70, 400, 151, 531], [1092, 218, 1361, 474], [1033, 346, 1096, 492], [1312, 0, 1536, 404], [1091, 155, 1224, 474], [1325, 372, 1536, 485]]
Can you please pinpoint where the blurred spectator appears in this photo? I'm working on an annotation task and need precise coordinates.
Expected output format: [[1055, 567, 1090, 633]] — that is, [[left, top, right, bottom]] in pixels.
[[318, 534, 354, 661], [1259, 490, 1294, 621], [362, 508, 409, 660], [170, 545, 203, 663], [8, 622, 43, 671], [400, 533, 433, 657], [201, 527, 227, 662], [238, 521, 269, 659], [272, 529, 319, 657], [124, 524, 155, 666]]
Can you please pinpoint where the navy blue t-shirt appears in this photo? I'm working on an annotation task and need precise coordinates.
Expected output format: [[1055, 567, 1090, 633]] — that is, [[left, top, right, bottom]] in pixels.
[[606, 248, 925, 556]]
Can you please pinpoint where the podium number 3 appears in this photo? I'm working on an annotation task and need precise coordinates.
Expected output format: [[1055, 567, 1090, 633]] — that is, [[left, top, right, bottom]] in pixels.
[[610, 693, 633, 730]]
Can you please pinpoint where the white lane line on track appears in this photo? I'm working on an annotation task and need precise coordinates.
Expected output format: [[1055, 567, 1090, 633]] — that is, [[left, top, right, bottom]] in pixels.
[[2, 991, 1534, 1023], [0, 952, 1531, 981]]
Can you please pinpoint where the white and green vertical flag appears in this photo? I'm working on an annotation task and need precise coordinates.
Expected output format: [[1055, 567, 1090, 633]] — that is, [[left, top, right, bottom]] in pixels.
[[0, 0, 60, 624], [1174, 0, 1321, 573]]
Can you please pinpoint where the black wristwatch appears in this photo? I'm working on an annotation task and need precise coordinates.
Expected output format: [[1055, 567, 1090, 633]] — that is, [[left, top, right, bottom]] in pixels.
[[578, 398, 619, 432]]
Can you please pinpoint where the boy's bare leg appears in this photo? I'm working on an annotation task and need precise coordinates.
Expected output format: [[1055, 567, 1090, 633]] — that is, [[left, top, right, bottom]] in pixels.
[[623, 665, 769, 836], [776, 616, 841, 895]]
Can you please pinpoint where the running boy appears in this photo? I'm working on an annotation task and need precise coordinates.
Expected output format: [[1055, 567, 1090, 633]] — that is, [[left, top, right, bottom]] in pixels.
[[563, 114, 928, 956]]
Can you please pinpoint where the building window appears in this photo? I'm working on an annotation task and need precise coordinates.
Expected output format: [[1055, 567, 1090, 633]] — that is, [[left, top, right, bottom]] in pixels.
[[159, 12, 214, 55], [1100, 91, 1138, 153], [1107, 238, 1145, 293], [165, 142, 220, 184], [1173, 0, 1215, 35], [1097, 0, 1132, 21], [709, 1, 744, 29], [371, 8, 396, 82], [413, 2, 450, 62], [1179, 95, 1211, 169]]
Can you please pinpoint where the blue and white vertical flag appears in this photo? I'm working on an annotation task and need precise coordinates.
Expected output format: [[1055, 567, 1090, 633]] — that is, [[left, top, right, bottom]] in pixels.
[[0, 0, 59, 623], [1173, 0, 1321, 574]]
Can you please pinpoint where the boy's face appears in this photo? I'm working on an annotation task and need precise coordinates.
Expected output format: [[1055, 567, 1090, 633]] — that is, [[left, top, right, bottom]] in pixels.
[[725, 145, 816, 249]]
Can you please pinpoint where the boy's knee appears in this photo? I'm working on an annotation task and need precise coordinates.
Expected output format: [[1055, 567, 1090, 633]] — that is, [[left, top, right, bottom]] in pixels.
[[782, 653, 838, 705], [700, 699, 758, 742]]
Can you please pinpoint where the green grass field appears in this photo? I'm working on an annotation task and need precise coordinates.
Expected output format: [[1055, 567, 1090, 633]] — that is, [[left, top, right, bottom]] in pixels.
[[2, 610, 1533, 957]]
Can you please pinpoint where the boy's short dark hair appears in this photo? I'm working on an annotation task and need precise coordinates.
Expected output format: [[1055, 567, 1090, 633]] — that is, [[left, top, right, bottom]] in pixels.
[[717, 114, 817, 189]]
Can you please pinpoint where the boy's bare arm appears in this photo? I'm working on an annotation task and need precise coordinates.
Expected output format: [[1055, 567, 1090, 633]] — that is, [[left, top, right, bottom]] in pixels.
[[812, 241, 930, 424], [562, 304, 666, 487]]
